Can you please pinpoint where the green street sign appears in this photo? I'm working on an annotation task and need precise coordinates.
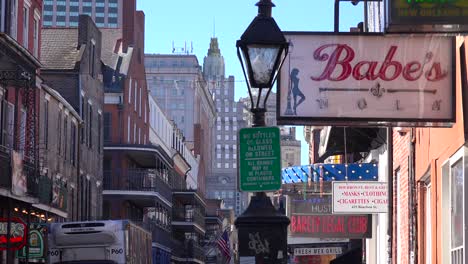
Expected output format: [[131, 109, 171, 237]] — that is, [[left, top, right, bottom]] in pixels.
[[238, 126, 281, 192]]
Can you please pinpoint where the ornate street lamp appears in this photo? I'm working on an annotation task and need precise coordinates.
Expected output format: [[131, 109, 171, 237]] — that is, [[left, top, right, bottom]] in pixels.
[[235, 1, 290, 263], [236, 0, 289, 127]]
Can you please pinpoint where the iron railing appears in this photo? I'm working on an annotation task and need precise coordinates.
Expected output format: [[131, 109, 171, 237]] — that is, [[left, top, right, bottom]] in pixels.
[[172, 208, 205, 229], [103, 169, 172, 200], [171, 238, 205, 262]]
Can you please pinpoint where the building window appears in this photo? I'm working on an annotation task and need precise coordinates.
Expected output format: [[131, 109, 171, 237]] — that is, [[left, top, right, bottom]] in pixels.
[[89, 42, 96, 78], [225, 163, 229, 169], [33, 17, 39, 57], [64, 117, 68, 160], [217, 125, 221, 131], [88, 105, 93, 149], [57, 110, 62, 155], [424, 180, 432, 264], [217, 163, 221, 168], [22, 6, 29, 48], [104, 112, 111, 143], [19, 109, 26, 157], [134, 82, 137, 111], [71, 123, 76, 165], [10, 0, 18, 39], [98, 112, 102, 153], [233, 135, 237, 140], [44, 99, 49, 149], [217, 153, 221, 159], [233, 154, 236, 160], [225, 153, 229, 159], [2, 102, 14, 148], [233, 163, 237, 168], [128, 78, 132, 103], [225, 126, 229, 131], [127, 116, 130, 143], [450, 159, 464, 263]]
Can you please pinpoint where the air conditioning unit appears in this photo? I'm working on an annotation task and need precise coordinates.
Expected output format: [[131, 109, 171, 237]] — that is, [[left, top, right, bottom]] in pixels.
[[395, 127, 410, 134]]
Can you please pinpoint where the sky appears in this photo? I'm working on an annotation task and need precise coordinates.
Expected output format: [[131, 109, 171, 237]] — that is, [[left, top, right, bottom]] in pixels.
[[136, 0, 365, 165]]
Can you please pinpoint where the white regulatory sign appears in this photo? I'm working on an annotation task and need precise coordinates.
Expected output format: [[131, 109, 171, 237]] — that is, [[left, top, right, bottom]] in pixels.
[[332, 181, 388, 214], [294, 247, 343, 256]]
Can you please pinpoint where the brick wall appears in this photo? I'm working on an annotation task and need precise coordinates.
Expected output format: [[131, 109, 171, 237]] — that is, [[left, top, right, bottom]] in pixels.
[[393, 130, 411, 264]]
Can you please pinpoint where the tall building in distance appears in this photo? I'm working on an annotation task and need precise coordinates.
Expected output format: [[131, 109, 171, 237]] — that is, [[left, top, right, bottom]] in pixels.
[[145, 53, 216, 197], [43, 0, 122, 28], [203, 38, 247, 216], [280, 127, 301, 167]]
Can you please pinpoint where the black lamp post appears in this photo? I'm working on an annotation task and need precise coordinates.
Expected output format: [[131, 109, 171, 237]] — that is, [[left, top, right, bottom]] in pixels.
[[235, 1, 290, 263]]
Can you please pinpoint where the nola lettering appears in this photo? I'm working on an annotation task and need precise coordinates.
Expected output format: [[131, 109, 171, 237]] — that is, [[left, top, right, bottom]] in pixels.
[[310, 44, 447, 82]]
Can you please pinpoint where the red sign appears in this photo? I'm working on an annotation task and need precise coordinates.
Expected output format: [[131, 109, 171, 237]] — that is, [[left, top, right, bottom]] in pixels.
[[290, 215, 371, 238], [0, 217, 28, 250]]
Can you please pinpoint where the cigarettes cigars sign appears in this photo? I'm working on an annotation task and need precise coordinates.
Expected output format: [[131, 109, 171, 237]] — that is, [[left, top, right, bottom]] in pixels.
[[332, 182, 388, 214], [277, 33, 455, 126]]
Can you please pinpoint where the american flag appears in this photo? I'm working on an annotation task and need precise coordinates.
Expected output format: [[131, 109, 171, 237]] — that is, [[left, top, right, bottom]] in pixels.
[[217, 230, 231, 262]]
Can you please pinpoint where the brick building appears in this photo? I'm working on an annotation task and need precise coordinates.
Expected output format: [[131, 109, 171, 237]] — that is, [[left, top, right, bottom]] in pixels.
[[40, 15, 104, 221]]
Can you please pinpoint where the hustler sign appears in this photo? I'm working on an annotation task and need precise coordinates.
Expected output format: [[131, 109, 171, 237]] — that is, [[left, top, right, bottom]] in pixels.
[[278, 33, 455, 126]]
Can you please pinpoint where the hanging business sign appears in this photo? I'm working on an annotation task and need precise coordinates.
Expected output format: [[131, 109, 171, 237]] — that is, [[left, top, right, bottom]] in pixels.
[[277, 33, 455, 127], [332, 181, 388, 214], [289, 214, 372, 238], [17, 223, 47, 260], [0, 217, 28, 250], [387, 0, 468, 32], [294, 247, 343, 256]]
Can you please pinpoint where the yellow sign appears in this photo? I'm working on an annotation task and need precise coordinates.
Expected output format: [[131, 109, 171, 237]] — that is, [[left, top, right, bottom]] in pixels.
[[390, 0, 468, 26]]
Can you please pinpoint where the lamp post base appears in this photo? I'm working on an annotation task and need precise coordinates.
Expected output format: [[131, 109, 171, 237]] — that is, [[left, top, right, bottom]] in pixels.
[[235, 192, 290, 264]]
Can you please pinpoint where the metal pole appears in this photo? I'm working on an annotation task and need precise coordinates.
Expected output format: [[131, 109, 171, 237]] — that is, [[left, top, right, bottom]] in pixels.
[[387, 127, 393, 264], [334, 0, 340, 32]]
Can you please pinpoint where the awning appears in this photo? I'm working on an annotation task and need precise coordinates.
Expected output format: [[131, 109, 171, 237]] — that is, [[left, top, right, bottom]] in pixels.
[[282, 163, 378, 183], [318, 127, 386, 162]]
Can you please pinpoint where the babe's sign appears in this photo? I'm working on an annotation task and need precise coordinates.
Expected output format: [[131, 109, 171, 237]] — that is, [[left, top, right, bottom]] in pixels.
[[278, 33, 455, 126]]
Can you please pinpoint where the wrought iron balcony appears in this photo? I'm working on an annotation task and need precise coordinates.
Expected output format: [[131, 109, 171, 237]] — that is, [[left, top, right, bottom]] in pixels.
[[171, 238, 205, 262], [103, 168, 172, 201], [172, 208, 206, 233], [132, 220, 172, 249]]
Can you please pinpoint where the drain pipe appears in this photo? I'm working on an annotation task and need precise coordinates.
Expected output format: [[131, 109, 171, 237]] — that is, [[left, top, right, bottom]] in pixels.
[[387, 127, 393, 264]]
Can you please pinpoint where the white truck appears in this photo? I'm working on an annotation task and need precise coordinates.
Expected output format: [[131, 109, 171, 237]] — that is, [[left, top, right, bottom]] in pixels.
[[48, 220, 152, 264]]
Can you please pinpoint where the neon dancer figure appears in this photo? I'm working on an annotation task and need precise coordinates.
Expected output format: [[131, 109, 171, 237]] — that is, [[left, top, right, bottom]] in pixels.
[[290, 68, 305, 115]]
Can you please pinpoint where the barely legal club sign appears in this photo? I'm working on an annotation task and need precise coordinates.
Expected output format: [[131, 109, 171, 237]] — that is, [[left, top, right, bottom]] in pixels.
[[289, 215, 372, 238], [278, 34, 454, 126]]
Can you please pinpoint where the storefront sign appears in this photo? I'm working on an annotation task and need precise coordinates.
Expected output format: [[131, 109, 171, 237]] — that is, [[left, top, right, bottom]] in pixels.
[[17, 223, 47, 260], [294, 247, 343, 256], [332, 182, 388, 214], [289, 194, 332, 215], [387, 0, 468, 31], [277, 33, 455, 126], [289, 215, 372, 238], [0, 217, 27, 250]]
